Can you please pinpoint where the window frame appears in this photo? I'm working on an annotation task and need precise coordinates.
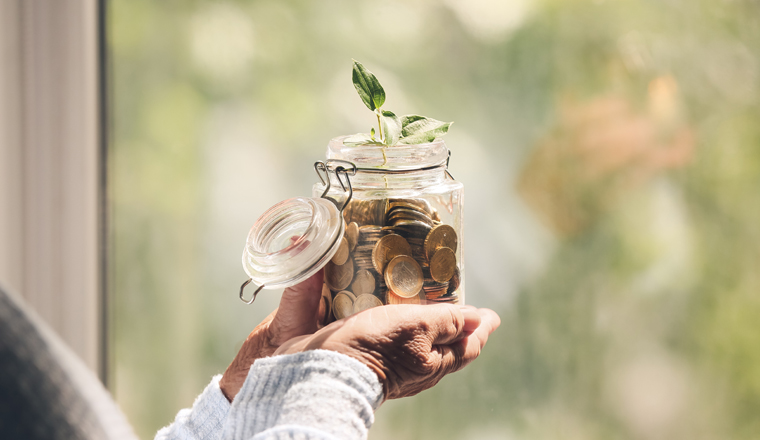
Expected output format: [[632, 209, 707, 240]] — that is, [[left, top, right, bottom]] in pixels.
[[0, 0, 107, 381]]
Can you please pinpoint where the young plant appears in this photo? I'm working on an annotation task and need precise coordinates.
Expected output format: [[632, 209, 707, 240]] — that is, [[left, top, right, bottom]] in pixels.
[[344, 60, 452, 148]]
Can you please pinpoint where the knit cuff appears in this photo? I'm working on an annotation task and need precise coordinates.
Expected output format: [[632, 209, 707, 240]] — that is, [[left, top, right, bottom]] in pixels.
[[155, 374, 231, 440], [224, 350, 384, 440]]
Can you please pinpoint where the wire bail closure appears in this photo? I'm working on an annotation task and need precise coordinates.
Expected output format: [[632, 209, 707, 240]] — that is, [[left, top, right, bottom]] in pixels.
[[313, 159, 357, 213], [239, 278, 264, 304]]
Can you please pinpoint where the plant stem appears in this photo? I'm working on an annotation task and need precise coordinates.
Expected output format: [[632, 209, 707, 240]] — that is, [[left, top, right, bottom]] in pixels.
[[376, 111, 384, 142]]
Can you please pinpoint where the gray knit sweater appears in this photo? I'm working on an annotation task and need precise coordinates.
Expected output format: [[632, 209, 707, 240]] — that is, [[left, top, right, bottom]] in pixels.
[[155, 350, 384, 440]]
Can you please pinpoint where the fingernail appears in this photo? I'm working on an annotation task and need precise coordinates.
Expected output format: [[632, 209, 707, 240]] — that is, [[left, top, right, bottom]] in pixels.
[[462, 308, 481, 334]]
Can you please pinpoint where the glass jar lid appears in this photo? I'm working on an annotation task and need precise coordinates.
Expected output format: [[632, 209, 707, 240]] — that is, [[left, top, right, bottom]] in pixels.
[[242, 196, 344, 292]]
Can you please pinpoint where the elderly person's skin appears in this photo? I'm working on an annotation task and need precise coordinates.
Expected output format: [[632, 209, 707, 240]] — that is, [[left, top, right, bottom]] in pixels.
[[219, 270, 500, 401]]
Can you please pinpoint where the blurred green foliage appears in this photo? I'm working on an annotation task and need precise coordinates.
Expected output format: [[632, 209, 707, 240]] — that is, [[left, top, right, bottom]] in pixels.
[[110, 0, 760, 438]]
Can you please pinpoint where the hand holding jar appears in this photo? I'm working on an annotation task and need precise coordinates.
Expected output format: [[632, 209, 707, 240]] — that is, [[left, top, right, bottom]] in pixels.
[[275, 300, 500, 400], [220, 272, 500, 402]]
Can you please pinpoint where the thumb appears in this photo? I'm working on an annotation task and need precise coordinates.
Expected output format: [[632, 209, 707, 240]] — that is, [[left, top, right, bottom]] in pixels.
[[268, 270, 325, 345], [280, 270, 324, 305]]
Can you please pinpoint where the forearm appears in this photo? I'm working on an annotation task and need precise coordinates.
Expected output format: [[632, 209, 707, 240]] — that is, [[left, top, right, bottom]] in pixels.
[[224, 350, 384, 440], [155, 375, 231, 440]]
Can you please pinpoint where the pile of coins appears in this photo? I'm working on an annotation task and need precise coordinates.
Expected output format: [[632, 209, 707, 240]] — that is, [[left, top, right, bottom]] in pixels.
[[320, 198, 460, 324]]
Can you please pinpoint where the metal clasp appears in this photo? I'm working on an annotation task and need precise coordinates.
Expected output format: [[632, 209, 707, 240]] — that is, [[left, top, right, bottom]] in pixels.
[[314, 159, 356, 213], [239, 278, 265, 304], [445, 150, 455, 180]]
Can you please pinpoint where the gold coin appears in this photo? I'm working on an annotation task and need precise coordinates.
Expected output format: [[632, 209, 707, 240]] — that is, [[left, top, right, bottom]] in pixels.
[[389, 198, 434, 216], [339, 289, 357, 302], [429, 247, 456, 283], [375, 199, 389, 226], [343, 201, 355, 224], [332, 291, 355, 320], [331, 237, 350, 265], [346, 222, 359, 252], [350, 199, 387, 226], [353, 293, 383, 314], [384, 255, 423, 298], [447, 266, 461, 295], [386, 289, 421, 305], [318, 295, 328, 326], [320, 283, 333, 325], [372, 234, 412, 274], [324, 258, 354, 291], [424, 224, 458, 259], [351, 269, 376, 296], [387, 207, 434, 226], [346, 200, 365, 224]]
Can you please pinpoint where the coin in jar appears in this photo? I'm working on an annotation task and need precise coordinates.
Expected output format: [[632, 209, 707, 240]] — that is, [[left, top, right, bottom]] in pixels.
[[372, 234, 412, 274], [351, 269, 376, 296], [324, 258, 354, 291], [388, 208, 435, 227], [319, 283, 333, 326], [447, 266, 461, 295], [386, 289, 421, 305], [375, 199, 389, 226], [389, 198, 435, 217], [353, 293, 383, 314], [340, 289, 357, 302], [424, 224, 458, 259], [384, 255, 424, 298], [342, 201, 354, 224], [429, 247, 456, 283], [331, 237, 350, 265], [346, 222, 359, 252], [332, 291, 355, 320], [387, 220, 432, 236]]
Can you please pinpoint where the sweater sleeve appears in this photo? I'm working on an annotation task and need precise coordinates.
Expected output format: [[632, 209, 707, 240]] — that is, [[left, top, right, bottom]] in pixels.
[[155, 374, 232, 440], [223, 350, 384, 440]]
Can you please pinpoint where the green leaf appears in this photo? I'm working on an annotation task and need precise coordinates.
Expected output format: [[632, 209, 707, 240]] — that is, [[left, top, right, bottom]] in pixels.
[[399, 115, 452, 144], [352, 60, 386, 111], [400, 115, 426, 131], [380, 110, 401, 146], [343, 133, 384, 147]]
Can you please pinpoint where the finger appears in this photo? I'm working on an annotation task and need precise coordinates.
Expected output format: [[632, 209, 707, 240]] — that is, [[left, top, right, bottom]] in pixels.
[[436, 308, 501, 373], [473, 308, 501, 347], [268, 270, 325, 344], [460, 308, 500, 355], [423, 304, 480, 346], [460, 305, 481, 335]]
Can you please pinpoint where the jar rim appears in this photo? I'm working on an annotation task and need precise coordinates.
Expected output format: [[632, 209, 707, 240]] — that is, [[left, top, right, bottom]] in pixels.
[[327, 135, 448, 171]]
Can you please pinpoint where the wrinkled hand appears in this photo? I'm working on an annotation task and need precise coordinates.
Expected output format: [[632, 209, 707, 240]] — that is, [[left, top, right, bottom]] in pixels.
[[274, 303, 500, 400], [219, 270, 324, 401]]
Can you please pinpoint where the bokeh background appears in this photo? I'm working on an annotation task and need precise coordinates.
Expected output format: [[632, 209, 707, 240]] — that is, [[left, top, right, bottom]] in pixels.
[[108, 0, 760, 438]]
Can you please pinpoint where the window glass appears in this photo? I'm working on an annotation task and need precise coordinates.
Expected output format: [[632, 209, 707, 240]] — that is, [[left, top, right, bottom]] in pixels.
[[110, 0, 760, 438]]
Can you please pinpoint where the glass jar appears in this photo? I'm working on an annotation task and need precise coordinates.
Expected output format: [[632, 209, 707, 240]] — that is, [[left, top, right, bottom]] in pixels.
[[313, 136, 464, 323], [240, 136, 464, 325]]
